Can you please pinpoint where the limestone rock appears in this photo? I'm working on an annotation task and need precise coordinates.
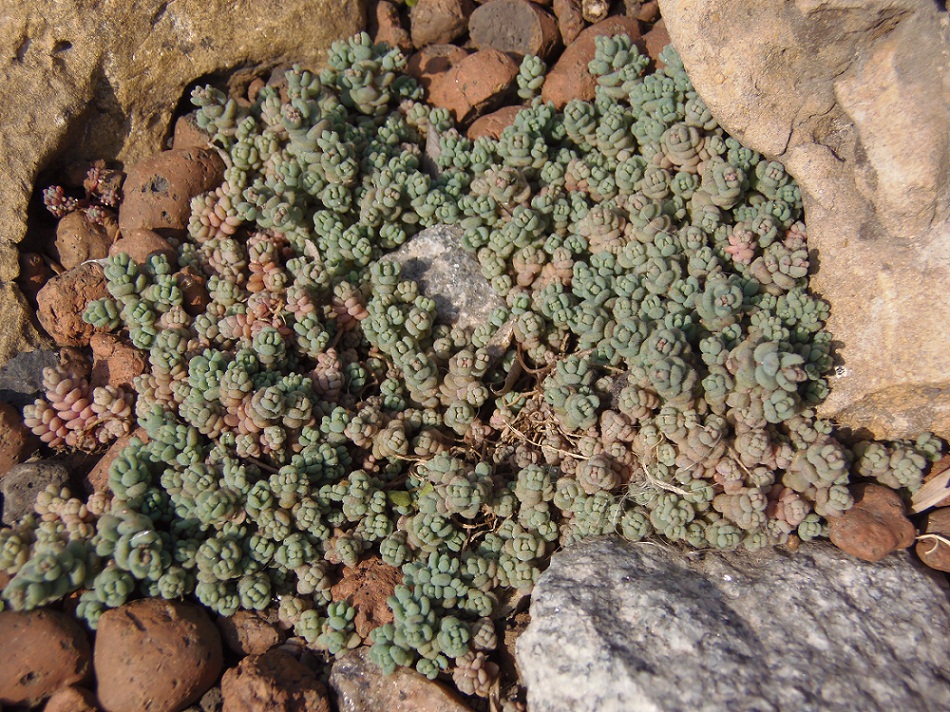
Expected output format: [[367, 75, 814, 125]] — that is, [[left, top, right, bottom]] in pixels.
[[658, 0, 950, 439], [94, 598, 223, 712], [518, 537, 950, 712], [384, 225, 506, 332], [0, 609, 92, 708], [220, 649, 330, 712], [35, 261, 109, 347], [0, 0, 365, 261], [1, 461, 70, 524], [329, 647, 472, 712]]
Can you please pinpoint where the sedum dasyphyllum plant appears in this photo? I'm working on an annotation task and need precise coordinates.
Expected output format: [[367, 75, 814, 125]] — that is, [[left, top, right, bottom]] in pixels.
[[5, 31, 945, 689]]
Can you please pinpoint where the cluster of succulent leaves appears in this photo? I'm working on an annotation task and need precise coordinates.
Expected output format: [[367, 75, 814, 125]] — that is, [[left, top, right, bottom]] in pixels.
[[3, 32, 945, 683]]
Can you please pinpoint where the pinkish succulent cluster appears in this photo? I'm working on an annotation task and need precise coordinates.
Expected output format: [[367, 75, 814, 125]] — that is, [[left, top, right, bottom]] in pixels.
[[22, 365, 135, 451]]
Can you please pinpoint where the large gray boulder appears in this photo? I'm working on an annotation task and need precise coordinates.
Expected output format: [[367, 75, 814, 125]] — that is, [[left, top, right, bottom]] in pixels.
[[658, 0, 950, 440], [0, 0, 365, 364], [517, 537, 950, 712]]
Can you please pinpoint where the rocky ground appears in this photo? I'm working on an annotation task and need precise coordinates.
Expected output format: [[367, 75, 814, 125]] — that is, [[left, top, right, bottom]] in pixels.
[[1, 0, 949, 710]]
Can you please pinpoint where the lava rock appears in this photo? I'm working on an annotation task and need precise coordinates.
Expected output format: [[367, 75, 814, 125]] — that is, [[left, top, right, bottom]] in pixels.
[[517, 537, 950, 711], [0, 609, 92, 708], [118, 148, 226, 238], [469, 0, 561, 60], [329, 647, 472, 712], [220, 649, 330, 712], [94, 598, 223, 712], [1, 462, 70, 524], [828, 483, 916, 562], [36, 262, 110, 347]]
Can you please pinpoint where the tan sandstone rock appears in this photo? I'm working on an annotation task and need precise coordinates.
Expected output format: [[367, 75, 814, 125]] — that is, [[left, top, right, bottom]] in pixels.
[[0, 0, 365, 366], [659, 0, 950, 439]]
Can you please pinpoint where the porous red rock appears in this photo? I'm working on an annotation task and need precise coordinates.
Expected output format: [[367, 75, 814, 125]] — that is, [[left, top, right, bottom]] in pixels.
[[217, 610, 285, 657], [828, 483, 916, 562], [410, 0, 476, 48], [407, 44, 471, 103], [44, 685, 100, 712], [642, 19, 671, 66], [89, 333, 148, 390], [467, 105, 523, 140], [17, 251, 50, 300], [35, 262, 110, 347], [0, 401, 37, 477], [437, 49, 520, 124], [469, 0, 561, 60], [541, 16, 642, 108], [176, 265, 211, 316], [172, 112, 215, 151], [370, 0, 413, 53], [915, 507, 950, 572], [53, 210, 118, 271], [552, 0, 585, 45], [220, 649, 331, 712], [329, 558, 402, 639], [94, 598, 222, 712], [118, 148, 226, 238], [109, 228, 178, 265], [0, 609, 92, 708], [83, 429, 147, 494]]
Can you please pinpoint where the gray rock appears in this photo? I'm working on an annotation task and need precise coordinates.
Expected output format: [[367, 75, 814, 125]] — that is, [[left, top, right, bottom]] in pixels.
[[384, 224, 506, 332], [1, 462, 70, 524], [0, 349, 60, 409], [658, 0, 950, 439], [517, 537, 950, 712]]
